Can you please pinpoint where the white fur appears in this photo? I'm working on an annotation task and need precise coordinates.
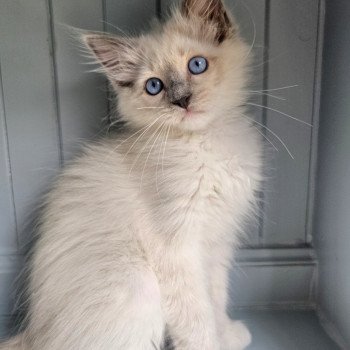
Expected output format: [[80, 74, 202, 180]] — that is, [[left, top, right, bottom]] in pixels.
[[1, 119, 261, 350], [1, 1, 263, 349]]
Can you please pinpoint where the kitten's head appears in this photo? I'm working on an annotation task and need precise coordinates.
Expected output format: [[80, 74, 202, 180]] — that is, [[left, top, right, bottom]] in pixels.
[[83, 0, 250, 132]]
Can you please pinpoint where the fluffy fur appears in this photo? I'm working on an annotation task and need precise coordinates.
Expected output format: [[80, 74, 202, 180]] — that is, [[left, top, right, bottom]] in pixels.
[[1, 0, 263, 349]]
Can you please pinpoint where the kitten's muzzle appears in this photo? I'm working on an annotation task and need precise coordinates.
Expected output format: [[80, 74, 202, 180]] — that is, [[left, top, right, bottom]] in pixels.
[[172, 94, 192, 110]]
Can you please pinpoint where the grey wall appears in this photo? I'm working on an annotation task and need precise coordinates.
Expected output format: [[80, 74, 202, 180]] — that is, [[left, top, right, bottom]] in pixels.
[[0, 0, 323, 336], [314, 0, 350, 346]]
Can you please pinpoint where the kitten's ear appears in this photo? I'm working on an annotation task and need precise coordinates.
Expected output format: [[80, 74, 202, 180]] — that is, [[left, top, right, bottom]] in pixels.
[[181, 0, 235, 43], [82, 33, 140, 88]]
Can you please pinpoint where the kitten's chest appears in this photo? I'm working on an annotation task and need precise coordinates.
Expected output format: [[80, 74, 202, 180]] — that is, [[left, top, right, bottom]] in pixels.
[[149, 136, 252, 229], [132, 123, 262, 243], [186, 151, 234, 203]]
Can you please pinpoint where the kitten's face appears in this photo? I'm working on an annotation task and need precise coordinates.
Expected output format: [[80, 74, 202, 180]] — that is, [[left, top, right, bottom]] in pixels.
[[84, 0, 250, 132]]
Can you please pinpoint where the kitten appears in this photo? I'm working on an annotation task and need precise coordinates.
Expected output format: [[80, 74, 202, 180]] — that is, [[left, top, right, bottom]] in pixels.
[[1, 0, 262, 349]]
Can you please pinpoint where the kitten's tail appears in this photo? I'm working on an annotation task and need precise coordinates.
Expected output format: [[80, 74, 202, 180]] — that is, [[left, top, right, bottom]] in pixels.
[[0, 334, 26, 350]]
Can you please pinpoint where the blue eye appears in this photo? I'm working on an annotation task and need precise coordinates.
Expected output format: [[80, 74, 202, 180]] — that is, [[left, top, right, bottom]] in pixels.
[[188, 56, 208, 75], [145, 78, 164, 96]]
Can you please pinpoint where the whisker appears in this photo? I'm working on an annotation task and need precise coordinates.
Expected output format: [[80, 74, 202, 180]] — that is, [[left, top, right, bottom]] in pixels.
[[155, 121, 170, 195], [99, 123, 152, 166], [123, 113, 168, 161], [250, 92, 286, 101], [140, 119, 168, 191], [250, 51, 287, 69], [130, 117, 168, 179], [240, 114, 295, 159], [247, 102, 312, 127], [250, 84, 299, 93], [253, 126, 279, 152], [162, 122, 172, 176]]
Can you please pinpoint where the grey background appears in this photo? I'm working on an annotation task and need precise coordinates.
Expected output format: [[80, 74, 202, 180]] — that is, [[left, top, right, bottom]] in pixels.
[[0, 0, 348, 348], [314, 0, 350, 346]]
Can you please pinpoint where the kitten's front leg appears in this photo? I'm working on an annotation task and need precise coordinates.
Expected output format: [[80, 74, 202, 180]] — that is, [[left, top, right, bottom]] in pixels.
[[207, 246, 252, 350], [160, 255, 220, 350]]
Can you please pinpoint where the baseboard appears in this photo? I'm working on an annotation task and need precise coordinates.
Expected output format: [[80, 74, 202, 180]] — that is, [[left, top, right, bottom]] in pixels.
[[236, 247, 316, 263], [230, 248, 317, 309]]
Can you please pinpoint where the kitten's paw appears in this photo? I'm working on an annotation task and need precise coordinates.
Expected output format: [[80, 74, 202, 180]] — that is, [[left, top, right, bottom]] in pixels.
[[221, 320, 252, 350]]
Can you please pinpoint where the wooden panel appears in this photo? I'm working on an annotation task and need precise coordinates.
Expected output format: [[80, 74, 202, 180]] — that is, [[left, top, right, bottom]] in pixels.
[[261, 0, 320, 245], [0, 0, 61, 249], [0, 62, 17, 254], [105, 0, 157, 34], [50, 0, 108, 161]]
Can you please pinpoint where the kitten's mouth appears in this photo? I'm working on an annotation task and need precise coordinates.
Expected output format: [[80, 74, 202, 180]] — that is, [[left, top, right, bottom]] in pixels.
[[182, 108, 204, 118]]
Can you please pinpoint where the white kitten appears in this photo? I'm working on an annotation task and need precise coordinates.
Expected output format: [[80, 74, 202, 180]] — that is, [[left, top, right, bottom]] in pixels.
[[1, 0, 262, 349]]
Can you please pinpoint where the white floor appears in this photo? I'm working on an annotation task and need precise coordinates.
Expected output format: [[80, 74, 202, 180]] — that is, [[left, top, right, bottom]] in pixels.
[[234, 310, 341, 350]]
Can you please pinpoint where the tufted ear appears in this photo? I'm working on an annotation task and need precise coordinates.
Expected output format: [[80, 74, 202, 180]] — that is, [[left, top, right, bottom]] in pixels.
[[181, 0, 235, 43], [82, 33, 140, 88]]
